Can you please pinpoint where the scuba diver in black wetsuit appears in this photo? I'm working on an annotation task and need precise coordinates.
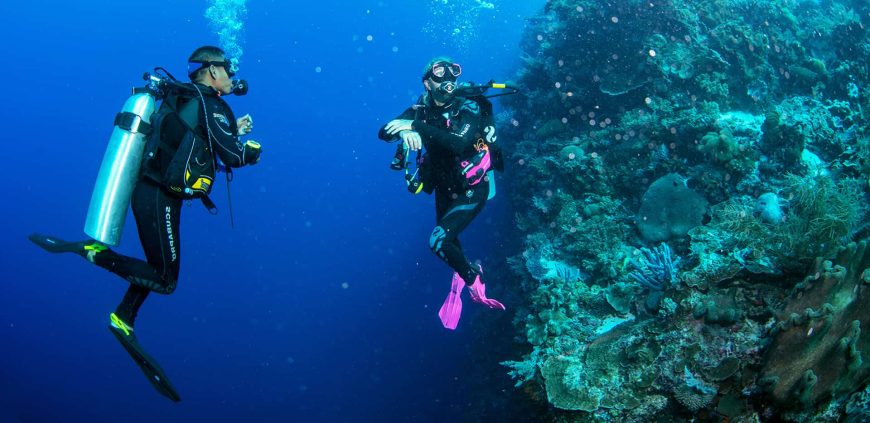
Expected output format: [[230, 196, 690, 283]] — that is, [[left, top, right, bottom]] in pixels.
[[378, 57, 506, 329], [28, 46, 261, 401]]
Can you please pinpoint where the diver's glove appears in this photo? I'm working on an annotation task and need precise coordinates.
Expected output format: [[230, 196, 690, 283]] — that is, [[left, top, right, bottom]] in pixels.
[[385, 119, 414, 136], [244, 140, 262, 165]]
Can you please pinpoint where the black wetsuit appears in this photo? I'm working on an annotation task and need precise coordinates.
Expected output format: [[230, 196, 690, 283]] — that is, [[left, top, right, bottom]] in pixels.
[[100, 83, 260, 325], [379, 93, 495, 285]]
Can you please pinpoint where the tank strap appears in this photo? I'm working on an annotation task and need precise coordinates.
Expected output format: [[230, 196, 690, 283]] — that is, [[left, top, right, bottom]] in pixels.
[[114, 111, 152, 135]]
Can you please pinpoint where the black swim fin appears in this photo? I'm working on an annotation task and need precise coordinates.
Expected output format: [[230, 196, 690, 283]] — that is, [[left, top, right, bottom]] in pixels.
[[28, 233, 108, 262], [28, 233, 87, 254], [109, 314, 181, 402]]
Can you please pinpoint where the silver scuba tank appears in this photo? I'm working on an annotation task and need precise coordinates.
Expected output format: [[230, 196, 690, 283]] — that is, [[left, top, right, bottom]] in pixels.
[[83, 92, 156, 246]]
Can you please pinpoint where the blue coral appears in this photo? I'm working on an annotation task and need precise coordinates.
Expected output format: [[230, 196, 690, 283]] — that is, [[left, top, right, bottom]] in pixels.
[[555, 262, 583, 283], [628, 243, 681, 291]]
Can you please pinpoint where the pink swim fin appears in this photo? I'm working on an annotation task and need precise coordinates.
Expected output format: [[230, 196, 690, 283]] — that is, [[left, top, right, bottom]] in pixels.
[[466, 264, 506, 310], [469, 276, 506, 310], [438, 272, 465, 330]]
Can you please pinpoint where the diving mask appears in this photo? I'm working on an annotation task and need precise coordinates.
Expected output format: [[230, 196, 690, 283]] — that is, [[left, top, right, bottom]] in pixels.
[[429, 62, 462, 82], [187, 59, 239, 78]]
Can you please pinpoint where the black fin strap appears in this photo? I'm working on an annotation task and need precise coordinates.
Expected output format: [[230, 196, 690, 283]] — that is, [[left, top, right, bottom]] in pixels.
[[200, 195, 218, 215]]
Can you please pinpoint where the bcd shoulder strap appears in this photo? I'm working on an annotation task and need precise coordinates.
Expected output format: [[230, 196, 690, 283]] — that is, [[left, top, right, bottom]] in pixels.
[[144, 88, 219, 214]]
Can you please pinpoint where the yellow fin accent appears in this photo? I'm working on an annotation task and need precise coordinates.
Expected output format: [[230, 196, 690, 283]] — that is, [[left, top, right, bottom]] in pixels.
[[84, 243, 107, 253], [110, 313, 132, 336]]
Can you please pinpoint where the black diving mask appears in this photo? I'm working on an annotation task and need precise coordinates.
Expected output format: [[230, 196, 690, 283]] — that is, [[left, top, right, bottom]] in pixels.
[[187, 59, 239, 78]]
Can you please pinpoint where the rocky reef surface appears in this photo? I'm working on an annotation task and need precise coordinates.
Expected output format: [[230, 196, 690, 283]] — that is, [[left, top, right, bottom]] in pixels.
[[498, 0, 869, 420]]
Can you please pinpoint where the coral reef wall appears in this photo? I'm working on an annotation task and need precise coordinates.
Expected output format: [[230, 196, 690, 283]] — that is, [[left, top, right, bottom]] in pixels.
[[499, 0, 869, 421]]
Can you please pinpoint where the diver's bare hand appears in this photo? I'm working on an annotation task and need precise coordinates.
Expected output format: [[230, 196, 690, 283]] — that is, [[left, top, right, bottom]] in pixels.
[[400, 130, 422, 151], [237, 114, 254, 135], [385, 119, 413, 135]]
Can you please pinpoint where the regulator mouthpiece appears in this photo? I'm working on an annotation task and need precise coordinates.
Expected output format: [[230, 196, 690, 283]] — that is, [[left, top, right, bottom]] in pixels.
[[231, 79, 249, 96]]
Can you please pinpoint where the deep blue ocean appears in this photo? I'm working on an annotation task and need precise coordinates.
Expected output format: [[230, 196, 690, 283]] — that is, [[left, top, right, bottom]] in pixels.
[[1, 1, 545, 422]]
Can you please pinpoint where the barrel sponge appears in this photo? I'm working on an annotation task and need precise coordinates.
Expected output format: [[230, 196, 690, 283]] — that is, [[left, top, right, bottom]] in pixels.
[[637, 174, 708, 243]]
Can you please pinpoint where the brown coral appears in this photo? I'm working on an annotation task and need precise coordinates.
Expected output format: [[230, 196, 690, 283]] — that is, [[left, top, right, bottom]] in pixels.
[[760, 241, 870, 408]]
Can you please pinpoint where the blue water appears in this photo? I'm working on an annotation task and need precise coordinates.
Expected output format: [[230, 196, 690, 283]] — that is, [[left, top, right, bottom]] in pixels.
[[1, 1, 544, 422]]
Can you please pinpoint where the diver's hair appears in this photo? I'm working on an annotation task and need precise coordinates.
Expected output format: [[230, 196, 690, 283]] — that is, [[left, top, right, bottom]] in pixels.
[[422, 56, 455, 81], [188, 45, 226, 81]]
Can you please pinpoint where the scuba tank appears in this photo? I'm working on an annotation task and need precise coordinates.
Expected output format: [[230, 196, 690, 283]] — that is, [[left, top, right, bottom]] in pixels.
[[84, 70, 248, 245], [84, 69, 200, 246], [83, 91, 156, 246]]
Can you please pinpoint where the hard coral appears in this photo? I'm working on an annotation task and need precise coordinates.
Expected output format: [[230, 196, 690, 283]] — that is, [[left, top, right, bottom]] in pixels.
[[760, 241, 870, 409], [698, 129, 739, 163], [542, 356, 602, 411]]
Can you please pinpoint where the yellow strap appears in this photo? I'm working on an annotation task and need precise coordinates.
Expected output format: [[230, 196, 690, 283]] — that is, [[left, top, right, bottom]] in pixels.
[[110, 313, 132, 336], [491, 83, 506, 89], [84, 243, 106, 253]]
